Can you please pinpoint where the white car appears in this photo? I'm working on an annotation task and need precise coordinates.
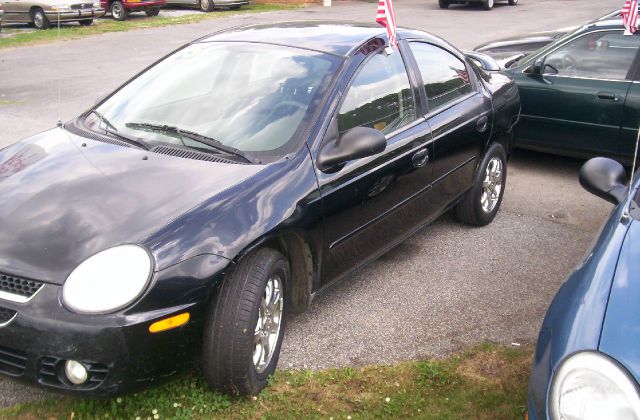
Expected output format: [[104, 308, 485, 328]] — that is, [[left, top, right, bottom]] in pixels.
[[439, 0, 518, 11]]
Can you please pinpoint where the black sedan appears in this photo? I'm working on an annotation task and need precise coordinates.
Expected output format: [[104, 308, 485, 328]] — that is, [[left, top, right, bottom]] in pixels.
[[0, 22, 520, 397]]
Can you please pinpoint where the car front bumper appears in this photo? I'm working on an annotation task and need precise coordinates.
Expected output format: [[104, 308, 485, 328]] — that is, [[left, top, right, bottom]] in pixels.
[[45, 8, 106, 20], [212, 0, 249, 6], [122, 1, 166, 10], [0, 255, 228, 397], [0, 285, 204, 397]]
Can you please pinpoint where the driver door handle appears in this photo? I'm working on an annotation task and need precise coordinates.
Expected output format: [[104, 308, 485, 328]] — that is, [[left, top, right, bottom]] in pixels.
[[476, 115, 489, 133], [597, 92, 618, 102], [411, 148, 429, 168]]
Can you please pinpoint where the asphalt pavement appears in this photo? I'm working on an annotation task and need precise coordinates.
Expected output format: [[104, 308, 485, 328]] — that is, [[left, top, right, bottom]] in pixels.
[[0, 0, 622, 408]]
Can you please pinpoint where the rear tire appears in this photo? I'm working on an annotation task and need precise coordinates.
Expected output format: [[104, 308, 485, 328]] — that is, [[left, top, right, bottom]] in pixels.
[[32, 8, 50, 30], [110, 1, 127, 20], [482, 0, 493, 10], [438, 0, 449, 8], [200, 0, 215, 12], [79, 19, 93, 25], [455, 142, 507, 226], [202, 248, 289, 396]]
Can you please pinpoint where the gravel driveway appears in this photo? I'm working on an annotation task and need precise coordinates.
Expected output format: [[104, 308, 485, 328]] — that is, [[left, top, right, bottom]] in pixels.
[[0, 0, 622, 407]]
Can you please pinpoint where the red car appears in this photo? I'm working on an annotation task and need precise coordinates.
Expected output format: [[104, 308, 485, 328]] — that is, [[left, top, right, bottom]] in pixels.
[[102, 0, 165, 20]]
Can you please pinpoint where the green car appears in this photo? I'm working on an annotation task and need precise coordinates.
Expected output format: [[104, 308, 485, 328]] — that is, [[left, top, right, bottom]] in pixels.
[[505, 18, 640, 164]]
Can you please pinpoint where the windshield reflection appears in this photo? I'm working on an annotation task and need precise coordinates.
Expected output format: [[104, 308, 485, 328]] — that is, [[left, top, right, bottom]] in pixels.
[[89, 42, 341, 162]]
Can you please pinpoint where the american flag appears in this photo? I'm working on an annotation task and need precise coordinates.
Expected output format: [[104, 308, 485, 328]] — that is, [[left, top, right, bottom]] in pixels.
[[376, 0, 398, 48], [622, 0, 638, 35]]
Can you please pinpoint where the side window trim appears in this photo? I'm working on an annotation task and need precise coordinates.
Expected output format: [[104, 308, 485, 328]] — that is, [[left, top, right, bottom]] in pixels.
[[334, 45, 418, 140], [407, 40, 478, 117]]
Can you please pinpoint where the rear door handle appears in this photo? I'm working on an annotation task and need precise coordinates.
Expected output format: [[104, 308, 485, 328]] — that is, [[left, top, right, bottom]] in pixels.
[[597, 92, 619, 102], [476, 116, 489, 133], [411, 148, 429, 168]]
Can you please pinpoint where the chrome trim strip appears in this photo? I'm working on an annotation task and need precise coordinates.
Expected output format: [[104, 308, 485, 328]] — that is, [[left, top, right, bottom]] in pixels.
[[0, 313, 17, 328], [0, 284, 44, 304]]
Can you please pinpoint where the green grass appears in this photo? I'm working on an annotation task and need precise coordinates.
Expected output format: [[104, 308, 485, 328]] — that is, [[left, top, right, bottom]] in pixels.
[[0, 3, 302, 49], [0, 343, 532, 420]]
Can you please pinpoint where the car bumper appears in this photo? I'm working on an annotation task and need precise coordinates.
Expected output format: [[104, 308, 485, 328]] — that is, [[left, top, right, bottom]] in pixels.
[[0, 284, 205, 397], [123, 1, 166, 9], [213, 0, 249, 5], [45, 8, 106, 19], [0, 254, 229, 397]]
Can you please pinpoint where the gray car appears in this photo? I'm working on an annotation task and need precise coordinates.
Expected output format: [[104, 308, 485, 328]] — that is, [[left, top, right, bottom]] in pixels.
[[165, 0, 247, 12], [1, 0, 105, 29]]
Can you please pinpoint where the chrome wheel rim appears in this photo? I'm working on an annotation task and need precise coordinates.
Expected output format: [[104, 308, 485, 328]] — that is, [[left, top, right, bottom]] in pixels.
[[253, 275, 283, 374], [481, 157, 502, 213], [487, 0, 493, 7], [33, 12, 43, 28], [112, 4, 122, 18], [200, 0, 208, 10]]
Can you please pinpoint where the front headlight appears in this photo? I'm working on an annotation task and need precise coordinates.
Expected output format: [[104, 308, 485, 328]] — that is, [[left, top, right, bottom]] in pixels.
[[62, 245, 153, 314], [51, 4, 71, 10], [550, 352, 640, 420], [93, 1, 101, 8]]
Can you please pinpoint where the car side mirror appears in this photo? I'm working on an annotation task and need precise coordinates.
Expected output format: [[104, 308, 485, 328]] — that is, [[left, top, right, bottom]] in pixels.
[[464, 51, 500, 71], [579, 157, 628, 204], [524, 58, 544, 75], [317, 126, 386, 172]]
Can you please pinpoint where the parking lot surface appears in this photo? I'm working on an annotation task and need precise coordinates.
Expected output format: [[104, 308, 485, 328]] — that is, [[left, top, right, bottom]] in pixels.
[[0, 0, 622, 407]]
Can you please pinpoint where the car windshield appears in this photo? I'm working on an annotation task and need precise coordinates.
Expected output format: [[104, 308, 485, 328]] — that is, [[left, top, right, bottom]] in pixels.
[[85, 42, 341, 163]]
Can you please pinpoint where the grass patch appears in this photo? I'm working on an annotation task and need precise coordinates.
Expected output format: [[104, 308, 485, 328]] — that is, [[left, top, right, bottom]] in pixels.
[[0, 3, 302, 50], [0, 343, 531, 419]]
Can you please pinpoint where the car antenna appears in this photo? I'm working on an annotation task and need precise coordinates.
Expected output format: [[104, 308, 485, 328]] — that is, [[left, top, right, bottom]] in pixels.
[[623, 122, 640, 220], [56, 2, 62, 128]]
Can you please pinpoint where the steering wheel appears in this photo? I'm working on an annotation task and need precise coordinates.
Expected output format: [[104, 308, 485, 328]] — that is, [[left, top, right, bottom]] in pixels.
[[560, 54, 578, 76]]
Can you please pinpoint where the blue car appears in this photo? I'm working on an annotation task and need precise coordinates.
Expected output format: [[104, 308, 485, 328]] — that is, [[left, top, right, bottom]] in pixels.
[[528, 156, 640, 419]]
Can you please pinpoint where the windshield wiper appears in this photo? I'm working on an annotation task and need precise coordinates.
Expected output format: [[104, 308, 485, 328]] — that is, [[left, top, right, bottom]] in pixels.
[[87, 110, 149, 150], [125, 122, 252, 163]]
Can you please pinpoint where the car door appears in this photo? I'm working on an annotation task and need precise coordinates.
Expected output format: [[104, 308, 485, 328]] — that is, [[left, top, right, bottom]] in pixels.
[[515, 29, 640, 157], [619, 55, 640, 162], [1, 0, 23, 22], [315, 45, 435, 285], [408, 41, 492, 213]]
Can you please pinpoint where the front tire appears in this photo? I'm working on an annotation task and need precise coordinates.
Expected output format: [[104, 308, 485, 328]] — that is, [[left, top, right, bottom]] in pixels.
[[438, 0, 449, 8], [483, 0, 493, 10], [32, 8, 50, 30], [455, 142, 507, 226], [78, 19, 93, 25], [110, 1, 127, 20], [145, 7, 160, 16], [508, 0, 518, 4], [200, 0, 215, 12], [202, 248, 289, 396]]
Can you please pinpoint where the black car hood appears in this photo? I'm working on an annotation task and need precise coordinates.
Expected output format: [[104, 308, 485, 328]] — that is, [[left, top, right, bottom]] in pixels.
[[0, 128, 264, 284]]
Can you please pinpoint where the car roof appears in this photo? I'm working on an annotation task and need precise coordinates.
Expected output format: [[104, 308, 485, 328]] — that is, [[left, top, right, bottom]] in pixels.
[[197, 21, 432, 57]]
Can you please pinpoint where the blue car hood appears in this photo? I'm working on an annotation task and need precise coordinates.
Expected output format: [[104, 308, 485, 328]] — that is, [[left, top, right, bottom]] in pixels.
[[600, 216, 640, 384], [0, 128, 264, 283]]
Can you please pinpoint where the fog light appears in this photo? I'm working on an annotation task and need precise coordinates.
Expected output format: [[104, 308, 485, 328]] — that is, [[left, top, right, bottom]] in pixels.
[[65, 360, 88, 385]]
